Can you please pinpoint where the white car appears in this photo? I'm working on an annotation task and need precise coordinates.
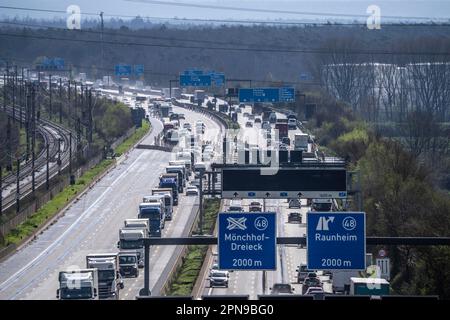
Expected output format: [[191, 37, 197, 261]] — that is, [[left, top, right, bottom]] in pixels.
[[186, 186, 199, 196], [209, 270, 229, 288], [304, 287, 324, 295]]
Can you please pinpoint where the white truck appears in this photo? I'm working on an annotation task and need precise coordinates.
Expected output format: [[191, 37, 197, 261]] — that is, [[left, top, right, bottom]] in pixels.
[[86, 253, 123, 299], [151, 188, 174, 221], [294, 133, 309, 151], [118, 219, 149, 269], [142, 195, 167, 222], [57, 268, 99, 300], [330, 270, 359, 294], [194, 90, 205, 102]]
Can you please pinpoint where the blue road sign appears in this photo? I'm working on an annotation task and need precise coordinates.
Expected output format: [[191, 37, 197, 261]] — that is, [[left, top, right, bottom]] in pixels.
[[211, 72, 225, 86], [115, 64, 132, 76], [218, 212, 276, 270], [238, 87, 295, 103], [179, 74, 212, 86], [134, 64, 144, 76], [307, 212, 366, 270]]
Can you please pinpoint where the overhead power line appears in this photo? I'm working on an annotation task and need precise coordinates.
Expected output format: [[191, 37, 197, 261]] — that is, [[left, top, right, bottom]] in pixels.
[[125, 0, 450, 21], [1, 4, 450, 24], [1, 31, 450, 56]]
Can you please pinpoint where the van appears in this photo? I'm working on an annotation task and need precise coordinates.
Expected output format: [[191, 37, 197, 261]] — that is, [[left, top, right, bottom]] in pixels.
[[228, 200, 243, 212], [311, 199, 333, 211]]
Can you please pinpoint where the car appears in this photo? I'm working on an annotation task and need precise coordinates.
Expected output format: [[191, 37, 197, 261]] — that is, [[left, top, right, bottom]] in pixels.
[[209, 270, 229, 288], [245, 121, 253, 128], [307, 272, 318, 279], [186, 186, 199, 196], [243, 112, 250, 118], [183, 123, 192, 131], [239, 103, 245, 108], [288, 212, 302, 223], [296, 264, 312, 283], [288, 118, 297, 129], [178, 113, 185, 120], [270, 283, 294, 294], [303, 277, 322, 288], [282, 137, 290, 146], [288, 198, 301, 209], [278, 143, 288, 151], [304, 287, 324, 295], [262, 121, 271, 131], [248, 114, 255, 120], [191, 179, 201, 188], [228, 200, 244, 212], [236, 108, 242, 113], [254, 117, 261, 123], [249, 202, 262, 212], [210, 263, 219, 271]]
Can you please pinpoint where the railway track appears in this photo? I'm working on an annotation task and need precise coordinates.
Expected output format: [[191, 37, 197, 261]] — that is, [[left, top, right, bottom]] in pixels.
[[1, 106, 75, 212]]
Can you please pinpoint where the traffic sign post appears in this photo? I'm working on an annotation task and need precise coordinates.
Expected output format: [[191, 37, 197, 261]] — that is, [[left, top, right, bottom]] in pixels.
[[218, 212, 276, 270], [115, 64, 132, 76], [179, 74, 212, 87], [307, 212, 366, 270], [238, 87, 295, 103]]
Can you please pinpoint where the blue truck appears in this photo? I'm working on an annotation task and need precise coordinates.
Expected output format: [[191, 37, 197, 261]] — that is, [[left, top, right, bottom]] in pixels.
[[159, 173, 179, 205], [138, 203, 165, 237]]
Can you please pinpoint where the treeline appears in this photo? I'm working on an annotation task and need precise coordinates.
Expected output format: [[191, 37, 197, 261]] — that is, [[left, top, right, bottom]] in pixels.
[[1, 23, 450, 86], [303, 92, 450, 298]]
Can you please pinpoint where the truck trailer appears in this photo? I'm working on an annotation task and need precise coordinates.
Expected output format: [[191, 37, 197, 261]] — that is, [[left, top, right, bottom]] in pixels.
[[85, 253, 123, 300]]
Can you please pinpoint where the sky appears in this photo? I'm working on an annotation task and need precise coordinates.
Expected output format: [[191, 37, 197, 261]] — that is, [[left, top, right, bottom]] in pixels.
[[1, 0, 450, 23]]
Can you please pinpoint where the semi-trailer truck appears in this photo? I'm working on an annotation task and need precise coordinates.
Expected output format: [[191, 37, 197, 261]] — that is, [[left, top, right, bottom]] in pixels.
[[159, 173, 179, 205], [142, 195, 166, 217], [117, 223, 148, 269], [166, 165, 186, 191], [169, 159, 192, 177], [151, 188, 174, 221], [57, 269, 99, 300], [275, 120, 288, 140], [294, 133, 309, 151], [85, 253, 123, 299], [138, 203, 165, 237]]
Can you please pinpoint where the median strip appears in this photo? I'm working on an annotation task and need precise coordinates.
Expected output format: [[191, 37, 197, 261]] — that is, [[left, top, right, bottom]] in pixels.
[[167, 198, 221, 296]]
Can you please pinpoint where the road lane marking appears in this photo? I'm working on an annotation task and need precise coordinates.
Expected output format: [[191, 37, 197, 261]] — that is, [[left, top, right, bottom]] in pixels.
[[0, 152, 149, 292]]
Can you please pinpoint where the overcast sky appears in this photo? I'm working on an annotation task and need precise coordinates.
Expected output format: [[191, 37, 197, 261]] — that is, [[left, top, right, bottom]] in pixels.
[[1, 0, 449, 23]]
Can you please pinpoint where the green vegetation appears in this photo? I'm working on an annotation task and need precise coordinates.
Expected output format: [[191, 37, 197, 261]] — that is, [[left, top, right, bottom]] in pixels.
[[0, 120, 150, 249], [1, 159, 112, 247], [115, 120, 150, 156], [307, 93, 450, 298], [168, 198, 221, 296]]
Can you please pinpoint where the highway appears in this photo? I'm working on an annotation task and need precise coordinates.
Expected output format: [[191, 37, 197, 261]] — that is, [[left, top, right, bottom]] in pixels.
[[199, 103, 333, 298], [0, 97, 225, 300]]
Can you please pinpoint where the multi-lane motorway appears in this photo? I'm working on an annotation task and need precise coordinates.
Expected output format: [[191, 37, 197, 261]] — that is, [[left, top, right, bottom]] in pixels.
[[0, 94, 224, 300]]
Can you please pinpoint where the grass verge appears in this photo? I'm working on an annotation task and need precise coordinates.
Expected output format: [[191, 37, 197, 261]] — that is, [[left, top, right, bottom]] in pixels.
[[1, 120, 151, 248], [115, 120, 150, 156], [168, 198, 221, 296]]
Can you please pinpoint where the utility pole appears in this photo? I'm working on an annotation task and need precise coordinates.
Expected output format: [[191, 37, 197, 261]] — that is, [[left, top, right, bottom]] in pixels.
[[31, 85, 36, 193], [16, 158, 20, 213], [46, 143, 50, 190], [25, 88, 31, 161], [12, 66, 16, 122], [100, 12, 104, 78], [6, 117, 12, 171], [198, 168, 205, 235], [88, 89, 93, 144], [3, 74, 6, 111], [69, 132, 74, 185], [49, 74, 52, 120], [59, 77, 63, 123]]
